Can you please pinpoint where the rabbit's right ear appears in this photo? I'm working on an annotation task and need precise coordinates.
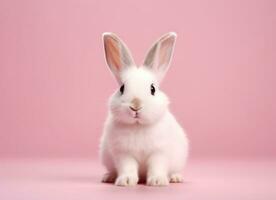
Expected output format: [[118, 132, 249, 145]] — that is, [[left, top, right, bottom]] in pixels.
[[143, 32, 177, 82], [103, 33, 135, 83]]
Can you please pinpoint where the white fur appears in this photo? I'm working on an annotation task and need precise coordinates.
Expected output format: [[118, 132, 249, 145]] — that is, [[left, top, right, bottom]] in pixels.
[[100, 32, 189, 186]]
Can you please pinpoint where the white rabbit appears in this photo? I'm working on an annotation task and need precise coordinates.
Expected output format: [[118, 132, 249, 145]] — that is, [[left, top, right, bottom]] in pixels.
[[99, 32, 189, 186]]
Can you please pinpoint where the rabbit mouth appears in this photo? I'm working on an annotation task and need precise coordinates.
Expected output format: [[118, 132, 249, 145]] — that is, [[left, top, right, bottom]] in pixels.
[[131, 111, 140, 119], [133, 112, 139, 119]]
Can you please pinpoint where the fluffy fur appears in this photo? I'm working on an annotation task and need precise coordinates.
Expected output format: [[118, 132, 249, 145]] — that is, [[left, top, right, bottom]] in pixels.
[[99, 32, 189, 186]]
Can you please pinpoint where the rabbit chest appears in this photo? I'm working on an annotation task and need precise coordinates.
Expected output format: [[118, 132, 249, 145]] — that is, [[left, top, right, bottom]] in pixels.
[[109, 125, 168, 161]]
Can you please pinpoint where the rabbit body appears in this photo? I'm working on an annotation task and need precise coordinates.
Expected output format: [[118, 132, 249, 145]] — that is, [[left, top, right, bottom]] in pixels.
[[100, 106, 188, 186]]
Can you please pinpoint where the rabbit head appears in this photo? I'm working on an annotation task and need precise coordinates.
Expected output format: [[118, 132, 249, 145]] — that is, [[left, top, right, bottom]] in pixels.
[[103, 32, 177, 125]]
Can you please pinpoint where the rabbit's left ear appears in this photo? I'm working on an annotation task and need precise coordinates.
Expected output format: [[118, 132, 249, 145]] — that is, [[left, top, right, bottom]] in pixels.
[[103, 32, 135, 83], [143, 32, 177, 82]]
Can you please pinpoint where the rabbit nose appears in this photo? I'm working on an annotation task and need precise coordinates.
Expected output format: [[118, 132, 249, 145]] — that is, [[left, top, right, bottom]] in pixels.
[[129, 106, 142, 112], [130, 98, 142, 112]]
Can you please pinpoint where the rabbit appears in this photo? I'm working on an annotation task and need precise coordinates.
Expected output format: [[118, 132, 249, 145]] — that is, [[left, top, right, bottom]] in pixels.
[[99, 32, 189, 186]]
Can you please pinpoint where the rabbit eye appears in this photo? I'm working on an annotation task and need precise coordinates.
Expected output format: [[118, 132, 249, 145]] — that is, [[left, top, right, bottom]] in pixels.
[[151, 84, 155, 96], [119, 84, 124, 95]]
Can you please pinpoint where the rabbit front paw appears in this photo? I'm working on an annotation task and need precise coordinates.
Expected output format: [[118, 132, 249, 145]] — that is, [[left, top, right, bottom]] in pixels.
[[115, 174, 138, 186], [147, 175, 169, 186]]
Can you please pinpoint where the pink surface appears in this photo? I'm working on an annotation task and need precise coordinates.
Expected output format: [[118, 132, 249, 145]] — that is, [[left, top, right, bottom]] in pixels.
[[0, 158, 275, 199], [0, 0, 275, 158]]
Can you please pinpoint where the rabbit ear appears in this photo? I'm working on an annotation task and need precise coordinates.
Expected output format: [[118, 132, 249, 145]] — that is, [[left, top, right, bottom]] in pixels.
[[103, 32, 135, 83], [143, 32, 177, 82]]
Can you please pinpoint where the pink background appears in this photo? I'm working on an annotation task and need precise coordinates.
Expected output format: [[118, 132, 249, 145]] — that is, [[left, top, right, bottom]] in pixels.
[[1, 0, 276, 199], [0, 0, 275, 159]]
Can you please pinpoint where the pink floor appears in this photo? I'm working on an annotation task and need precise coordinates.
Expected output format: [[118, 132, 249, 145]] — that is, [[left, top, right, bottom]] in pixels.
[[0, 158, 275, 200]]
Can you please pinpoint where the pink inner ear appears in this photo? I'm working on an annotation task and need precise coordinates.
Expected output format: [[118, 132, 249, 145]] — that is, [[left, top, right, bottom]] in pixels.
[[105, 37, 121, 71], [158, 38, 174, 70]]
